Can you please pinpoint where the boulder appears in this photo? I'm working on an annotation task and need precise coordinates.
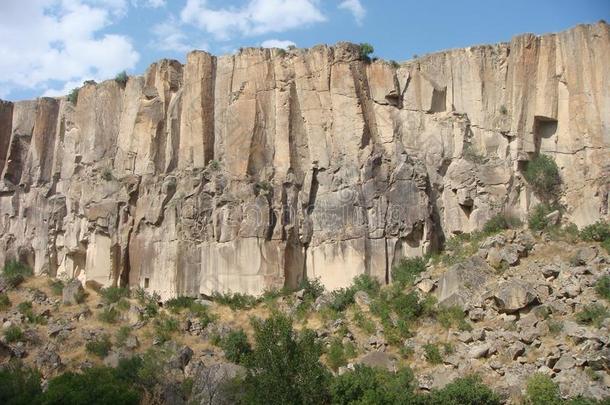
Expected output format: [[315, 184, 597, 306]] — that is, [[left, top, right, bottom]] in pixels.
[[493, 281, 538, 313], [62, 280, 84, 305]]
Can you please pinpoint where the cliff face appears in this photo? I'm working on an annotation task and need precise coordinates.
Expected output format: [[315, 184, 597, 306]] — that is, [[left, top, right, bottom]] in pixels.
[[0, 23, 608, 298]]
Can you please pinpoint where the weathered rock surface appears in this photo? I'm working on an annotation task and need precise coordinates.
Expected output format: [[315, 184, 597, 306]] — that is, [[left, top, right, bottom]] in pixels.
[[0, 23, 609, 298]]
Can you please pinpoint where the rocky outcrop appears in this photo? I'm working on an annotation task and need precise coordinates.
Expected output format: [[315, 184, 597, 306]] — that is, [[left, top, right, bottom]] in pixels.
[[0, 23, 608, 298]]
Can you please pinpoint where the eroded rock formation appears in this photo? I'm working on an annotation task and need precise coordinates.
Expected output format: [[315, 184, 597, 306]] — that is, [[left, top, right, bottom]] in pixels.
[[0, 23, 608, 298]]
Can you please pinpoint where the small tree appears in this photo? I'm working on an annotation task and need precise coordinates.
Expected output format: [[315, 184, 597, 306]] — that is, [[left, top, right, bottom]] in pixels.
[[242, 314, 331, 404], [359, 43, 374, 62], [524, 155, 561, 199], [67, 88, 79, 105], [219, 329, 252, 365], [115, 70, 129, 87]]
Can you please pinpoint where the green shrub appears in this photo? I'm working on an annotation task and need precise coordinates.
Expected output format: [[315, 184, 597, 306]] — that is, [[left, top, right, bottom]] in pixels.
[[1, 261, 33, 288], [18, 301, 45, 324], [330, 365, 416, 405], [49, 279, 64, 296], [101, 168, 113, 181], [326, 338, 354, 371], [528, 204, 555, 231], [98, 307, 120, 324], [427, 375, 501, 405], [152, 314, 179, 343], [67, 88, 79, 105], [579, 221, 610, 242], [526, 373, 561, 405], [391, 257, 425, 286], [524, 155, 561, 198], [42, 366, 140, 405], [299, 277, 325, 300], [329, 287, 356, 312], [189, 302, 217, 328], [115, 326, 131, 347], [212, 291, 258, 310], [499, 104, 508, 115], [424, 343, 443, 364], [242, 314, 331, 405], [3, 325, 24, 343], [86, 335, 112, 358], [352, 309, 375, 334], [165, 296, 195, 313], [115, 70, 129, 87], [359, 43, 374, 61], [436, 305, 472, 331], [595, 275, 610, 301], [602, 238, 610, 255], [0, 362, 42, 405], [483, 213, 522, 234], [99, 286, 130, 304], [219, 329, 252, 365], [134, 288, 159, 319], [0, 293, 10, 310], [352, 274, 380, 296], [575, 304, 609, 328]]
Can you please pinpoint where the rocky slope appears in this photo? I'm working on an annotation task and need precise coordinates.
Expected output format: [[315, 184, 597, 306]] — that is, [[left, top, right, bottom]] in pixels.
[[0, 228, 609, 403], [0, 22, 608, 298]]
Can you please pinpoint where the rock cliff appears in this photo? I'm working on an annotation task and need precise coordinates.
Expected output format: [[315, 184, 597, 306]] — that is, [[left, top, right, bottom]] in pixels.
[[0, 23, 608, 298]]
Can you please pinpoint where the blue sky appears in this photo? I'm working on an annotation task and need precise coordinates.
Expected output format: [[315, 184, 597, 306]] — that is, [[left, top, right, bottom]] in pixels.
[[1, 0, 608, 101]]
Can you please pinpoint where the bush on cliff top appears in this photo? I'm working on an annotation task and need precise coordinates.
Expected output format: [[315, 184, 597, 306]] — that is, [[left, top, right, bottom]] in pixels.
[[524, 154, 561, 199]]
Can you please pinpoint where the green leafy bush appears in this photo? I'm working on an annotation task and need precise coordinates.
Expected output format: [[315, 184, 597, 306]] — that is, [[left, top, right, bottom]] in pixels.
[[0, 362, 42, 405], [575, 304, 609, 328], [526, 373, 561, 405], [165, 296, 195, 313], [115, 326, 131, 347], [219, 329, 252, 365], [524, 155, 561, 198], [1, 261, 33, 288], [98, 307, 120, 324], [152, 314, 179, 343], [330, 365, 416, 405], [134, 288, 159, 320], [212, 291, 258, 310], [326, 338, 356, 371], [49, 279, 64, 296], [115, 70, 129, 87], [391, 257, 425, 286], [483, 213, 522, 234], [299, 277, 325, 300], [579, 221, 610, 242], [359, 43, 374, 61], [67, 88, 79, 105], [18, 301, 45, 324], [189, 301, 217, 328], [352, 274, 380, 296], [3, 325, 24, 343], [42, 366, 140, 405], [242, 314, 331, 405], [595, 275, 610, 301], [528, 204, 555, 231], [427, 375, 501, 405], [424, 343, 443, 364], [329, 287, 356, 312], [0, 292, 10, 310], [352, 309, 375, 334], [86, 335, 112, 358], [99, 286, 130, 304], [436, 305, 472, 331]]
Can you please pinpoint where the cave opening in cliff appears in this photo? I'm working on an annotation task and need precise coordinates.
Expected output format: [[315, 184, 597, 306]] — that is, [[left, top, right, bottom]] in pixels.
[[533, 116, 558, 155]]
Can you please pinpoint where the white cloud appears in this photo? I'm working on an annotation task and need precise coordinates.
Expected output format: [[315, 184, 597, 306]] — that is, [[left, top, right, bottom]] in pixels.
[[151, 17, 208, 53], [180, 0, 326, 40], [338, 0, 365, 25], [0, 0, 139, 98], [261, 39, 296, 49]]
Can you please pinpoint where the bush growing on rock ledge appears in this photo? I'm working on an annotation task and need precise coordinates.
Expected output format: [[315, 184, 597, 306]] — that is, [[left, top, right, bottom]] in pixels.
[[359, 42, 374, 62], [524, 154, 561, 199], [1, 261, 33, 289]]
